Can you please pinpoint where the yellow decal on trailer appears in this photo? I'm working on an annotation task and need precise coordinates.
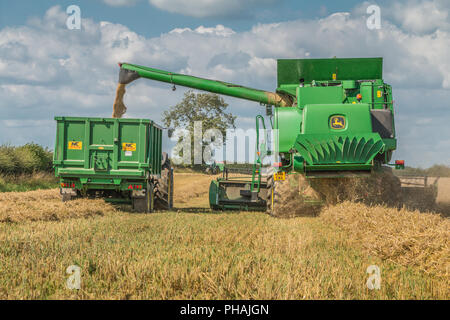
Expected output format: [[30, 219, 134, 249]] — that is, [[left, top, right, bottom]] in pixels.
[[377, 90, 382, 98], [122, 143, 136, 151], [68, 141, 82, 150], [274, 172, 286, 181]]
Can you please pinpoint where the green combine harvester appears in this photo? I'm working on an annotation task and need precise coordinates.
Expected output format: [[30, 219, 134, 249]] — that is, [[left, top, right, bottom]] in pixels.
[[116, 57, 404, 215]]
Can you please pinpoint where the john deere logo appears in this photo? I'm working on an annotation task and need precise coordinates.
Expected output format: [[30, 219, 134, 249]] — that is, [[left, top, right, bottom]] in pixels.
[[330, 116, 346, 130]]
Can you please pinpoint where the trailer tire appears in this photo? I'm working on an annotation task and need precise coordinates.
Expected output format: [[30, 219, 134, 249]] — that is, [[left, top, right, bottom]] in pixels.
[[132, 181, 154, 213], [154, 152, 174, 210], [62, 194, 74, 202]]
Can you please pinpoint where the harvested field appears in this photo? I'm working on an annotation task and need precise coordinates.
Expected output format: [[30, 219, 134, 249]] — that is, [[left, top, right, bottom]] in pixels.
[[0, 208, 447, 299], [0, 172, 448, 299], [0, 189, 115, 223], [320, 202, 449, 279], [174, 173, 218, 208]]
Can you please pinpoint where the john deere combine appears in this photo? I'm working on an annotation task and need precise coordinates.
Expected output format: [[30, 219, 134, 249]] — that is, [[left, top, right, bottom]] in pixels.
[[115, 57, 404, 215]]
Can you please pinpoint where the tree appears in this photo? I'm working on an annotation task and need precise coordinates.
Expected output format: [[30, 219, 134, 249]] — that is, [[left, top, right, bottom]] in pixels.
[[163, 90, 236, 166]]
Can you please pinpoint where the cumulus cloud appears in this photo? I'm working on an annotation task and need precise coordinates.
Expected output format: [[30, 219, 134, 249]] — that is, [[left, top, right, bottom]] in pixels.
[[148, 0, 278, 18], [0, 4, 449, 167], [102, 0, 139, 7], [170, 25, 235, 37], [389, 0, 450, 34]]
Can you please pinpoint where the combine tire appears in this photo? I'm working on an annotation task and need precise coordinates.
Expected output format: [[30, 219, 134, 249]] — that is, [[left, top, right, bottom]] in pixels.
[[266, 173, 322, 218], [154, 152, 174, 210], [376, 167, 403, 207]]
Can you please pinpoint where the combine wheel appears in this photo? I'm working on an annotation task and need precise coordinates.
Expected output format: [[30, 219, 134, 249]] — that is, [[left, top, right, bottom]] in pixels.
[[266, 173, 322, 218], [376, 166, 403, 207]]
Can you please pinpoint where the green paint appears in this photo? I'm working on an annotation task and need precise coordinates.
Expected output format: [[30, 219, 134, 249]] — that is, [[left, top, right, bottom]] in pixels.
[[118, 58, 399, 210], [53, 116, 163, 202]]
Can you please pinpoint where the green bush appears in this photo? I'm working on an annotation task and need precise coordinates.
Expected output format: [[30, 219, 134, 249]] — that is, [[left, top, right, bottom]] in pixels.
[[0, 146, 19, 174], [0, 144, 53, 175]]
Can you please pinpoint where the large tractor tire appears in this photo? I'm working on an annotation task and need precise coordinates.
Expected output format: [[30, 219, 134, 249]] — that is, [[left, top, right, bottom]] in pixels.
[[266, 173, 322, 218], [132, 181, 154, 213], [154, 152, 174, 210], [370, 166, 403, 207], [266, 166, 403, 218], [307, 167, 403, 208]]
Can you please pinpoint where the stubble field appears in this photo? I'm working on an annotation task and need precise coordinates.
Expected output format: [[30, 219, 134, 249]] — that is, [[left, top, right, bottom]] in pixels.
[[0, 173, 448, 299]]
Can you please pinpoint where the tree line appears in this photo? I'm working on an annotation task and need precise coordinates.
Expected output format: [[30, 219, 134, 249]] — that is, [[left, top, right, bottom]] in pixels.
[[0, 144, 53, 175]]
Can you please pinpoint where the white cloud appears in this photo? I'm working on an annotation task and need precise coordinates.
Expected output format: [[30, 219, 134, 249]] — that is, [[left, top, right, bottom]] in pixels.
[[389, 0, 450, 34], [170, 25, 235, 37], [148, 0, 277, 18], [102, 0, 139, 7], [0, 4, 450, 167]]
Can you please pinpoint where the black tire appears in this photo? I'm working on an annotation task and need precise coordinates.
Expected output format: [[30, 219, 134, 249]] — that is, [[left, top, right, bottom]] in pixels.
[[266, 173, 322, 218], [266, 174, 274, 215], [377, 166, 403, 207], [154, 152, 174, 210], [132, 181, 154, 213], [61, 194, 74, 202]]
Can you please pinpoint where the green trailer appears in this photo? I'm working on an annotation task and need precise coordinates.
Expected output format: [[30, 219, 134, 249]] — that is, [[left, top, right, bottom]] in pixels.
[[53, 116, 173, 212]]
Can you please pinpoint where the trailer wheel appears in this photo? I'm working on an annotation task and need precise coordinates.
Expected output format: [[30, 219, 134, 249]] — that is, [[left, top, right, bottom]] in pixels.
[[132, 181, 154, 213], [62, 194, 74, 202], [61, 190, 80, 202], [154, 152, 174, 210]]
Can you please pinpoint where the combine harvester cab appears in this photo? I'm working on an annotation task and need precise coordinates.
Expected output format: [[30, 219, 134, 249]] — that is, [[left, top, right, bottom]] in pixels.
[[53, 116, 173, 212], [273, 59, 395, 174]]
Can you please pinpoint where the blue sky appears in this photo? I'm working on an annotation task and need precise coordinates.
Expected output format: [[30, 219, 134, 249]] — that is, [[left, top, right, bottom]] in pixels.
[[0, 0, 449, 167], [0, 0, 374, 36]]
